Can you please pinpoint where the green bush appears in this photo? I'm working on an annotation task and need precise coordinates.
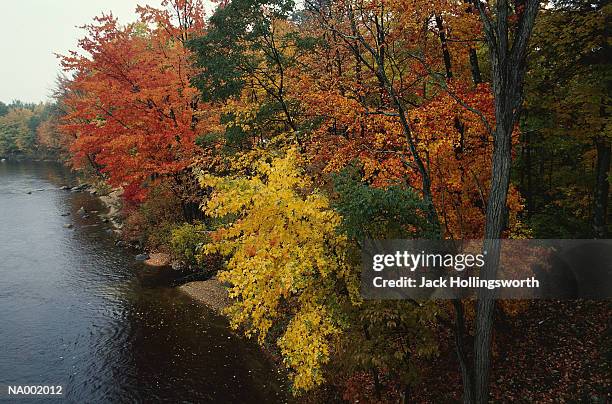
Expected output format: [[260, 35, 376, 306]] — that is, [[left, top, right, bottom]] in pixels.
[[170, 222, 209, 266]]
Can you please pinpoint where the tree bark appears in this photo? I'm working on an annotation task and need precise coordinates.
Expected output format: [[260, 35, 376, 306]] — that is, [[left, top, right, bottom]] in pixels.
[[435, 15, 453, 80], [470, 1, 539, 403], [469, 48, 482, 84], [453, 300, 474, 403]]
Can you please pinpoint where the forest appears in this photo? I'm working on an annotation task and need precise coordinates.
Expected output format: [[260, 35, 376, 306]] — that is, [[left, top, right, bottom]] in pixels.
[[0, 0, 609, 402]]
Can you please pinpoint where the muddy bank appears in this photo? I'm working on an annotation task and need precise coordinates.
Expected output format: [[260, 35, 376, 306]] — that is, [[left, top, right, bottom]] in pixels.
[[179, 277, 231, 313]]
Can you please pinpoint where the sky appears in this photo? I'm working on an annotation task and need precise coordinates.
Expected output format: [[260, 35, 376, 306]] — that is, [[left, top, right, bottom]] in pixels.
[[0, 0, 164, 104]]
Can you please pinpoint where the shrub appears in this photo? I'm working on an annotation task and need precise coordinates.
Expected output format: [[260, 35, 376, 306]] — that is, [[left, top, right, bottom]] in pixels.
[[122, 181, 184, 249], [170, 222, 209, 266]]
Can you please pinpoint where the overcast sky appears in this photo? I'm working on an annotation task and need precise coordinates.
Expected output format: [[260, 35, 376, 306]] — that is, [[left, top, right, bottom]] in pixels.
[[0, 1, 165, 104]]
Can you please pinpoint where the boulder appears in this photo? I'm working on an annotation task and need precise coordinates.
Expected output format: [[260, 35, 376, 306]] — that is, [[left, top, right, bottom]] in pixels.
[[135, 253, 150, 261]]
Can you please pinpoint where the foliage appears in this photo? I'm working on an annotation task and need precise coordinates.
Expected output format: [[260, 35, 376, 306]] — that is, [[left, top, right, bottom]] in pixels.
[[0, 101, 63, 158], [170, 222, 208, 265], [189, 0, 296, 102], [332, 166, 433, 240], [59, 0, 214, 202], [189, 0, 307, 149], [122, 182, 185, 249], [0, 108, 35, 157], [0, 102, 8, 117], [328, 167, 441, 399], [200, 149, 357, 391], [516, 0, 611, 237]]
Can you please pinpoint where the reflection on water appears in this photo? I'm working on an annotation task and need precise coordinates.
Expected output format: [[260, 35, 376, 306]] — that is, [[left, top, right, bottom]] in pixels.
[[0, 161, 287, 403]]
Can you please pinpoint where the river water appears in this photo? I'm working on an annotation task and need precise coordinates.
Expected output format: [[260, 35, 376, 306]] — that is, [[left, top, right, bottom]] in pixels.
[[0, 161, 287, 403]]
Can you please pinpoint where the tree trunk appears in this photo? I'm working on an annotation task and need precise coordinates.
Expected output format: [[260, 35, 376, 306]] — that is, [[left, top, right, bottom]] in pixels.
[[525, 129, 534, 216], [474, 107, 513, 404], [453, 300, 474, 403], [593, 136, 611, 238], [470, 1, 539, 402], [469, 48, 482, 85], [435, 15, 453, 80]]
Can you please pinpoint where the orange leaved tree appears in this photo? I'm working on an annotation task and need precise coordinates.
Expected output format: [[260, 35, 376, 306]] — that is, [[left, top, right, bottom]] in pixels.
[[59, 0, 212, 203]]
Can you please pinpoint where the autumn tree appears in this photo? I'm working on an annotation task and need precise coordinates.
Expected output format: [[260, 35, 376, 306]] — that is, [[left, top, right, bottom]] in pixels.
[[199, 150, 357, 391], [0, 101, 8, 117], [59, 0, 211, 205], [188, 0, 534, 399], [0, 107, 36, 157], [36, 76, 74, 159], [301, 0, 528, 240]]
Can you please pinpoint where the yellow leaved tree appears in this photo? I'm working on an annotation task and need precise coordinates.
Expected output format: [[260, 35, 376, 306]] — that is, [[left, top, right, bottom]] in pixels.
[[198, 148, 359, 391]]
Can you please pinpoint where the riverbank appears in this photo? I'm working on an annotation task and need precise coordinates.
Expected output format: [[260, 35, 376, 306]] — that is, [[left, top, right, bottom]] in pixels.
[[98, 188, 123, 230], [179, 277, 231, 313], [86, 179, 233, 314]]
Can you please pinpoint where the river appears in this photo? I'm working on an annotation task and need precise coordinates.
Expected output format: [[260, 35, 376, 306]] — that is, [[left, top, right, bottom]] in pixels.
[[0, 161, 287, 403]]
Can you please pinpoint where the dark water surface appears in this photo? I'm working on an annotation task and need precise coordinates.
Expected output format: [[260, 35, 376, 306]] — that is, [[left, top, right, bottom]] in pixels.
[[0, 161, 287, 403]]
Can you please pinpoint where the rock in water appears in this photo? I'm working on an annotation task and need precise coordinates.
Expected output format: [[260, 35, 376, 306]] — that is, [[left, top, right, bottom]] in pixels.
[[59, 185, 70, 190], [77, 207, 86, 215], [135, 253, 150, 261], [63, 223, 73, 229]]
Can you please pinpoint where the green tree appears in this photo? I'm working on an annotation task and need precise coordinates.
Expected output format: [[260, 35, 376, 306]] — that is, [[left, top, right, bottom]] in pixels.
[[188, 0, 309, 148]]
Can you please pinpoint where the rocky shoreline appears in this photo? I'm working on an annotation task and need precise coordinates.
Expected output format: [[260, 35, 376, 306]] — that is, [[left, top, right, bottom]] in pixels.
[[67, 180, 231, 314]]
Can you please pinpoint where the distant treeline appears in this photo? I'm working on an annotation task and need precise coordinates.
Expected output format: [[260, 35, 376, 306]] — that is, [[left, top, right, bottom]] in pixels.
[[0, 99, 67, 160]]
